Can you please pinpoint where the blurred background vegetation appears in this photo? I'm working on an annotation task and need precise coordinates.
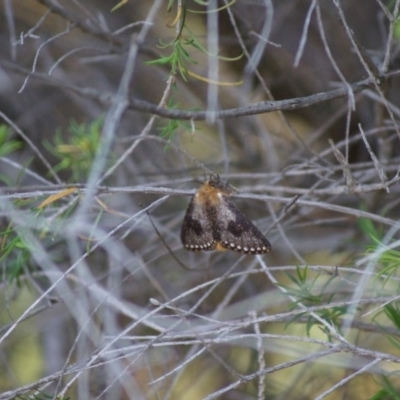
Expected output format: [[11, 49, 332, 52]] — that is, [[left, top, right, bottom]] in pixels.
[[1, 1, 400, 399]]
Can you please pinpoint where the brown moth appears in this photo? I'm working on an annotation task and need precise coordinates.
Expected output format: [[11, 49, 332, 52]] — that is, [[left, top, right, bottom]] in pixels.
[[181, 175, 271, 254]]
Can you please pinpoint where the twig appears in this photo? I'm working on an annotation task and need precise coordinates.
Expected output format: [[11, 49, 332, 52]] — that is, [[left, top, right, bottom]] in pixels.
[[329, 139, 356, 190], [359, 124, 389, 192]]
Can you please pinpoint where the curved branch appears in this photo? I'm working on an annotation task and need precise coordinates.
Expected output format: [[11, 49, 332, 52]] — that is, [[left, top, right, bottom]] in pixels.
[[129, 77, 375, 120], [4, 61, 388, 121]]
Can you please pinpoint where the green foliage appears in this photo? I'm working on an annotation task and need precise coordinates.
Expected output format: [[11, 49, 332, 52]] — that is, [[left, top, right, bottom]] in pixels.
[[358, 219, 400, 398], [281, 266, 347, 336], [394, 19, 400, 42], [0, 124, 23, 185], [0, 124, 22, 157], [0, 192, 80, 285], [374, 303, 400, 351], [358, 216, 382, 242], [45, 118, 104, 182], [146, 36, 198, 82], [144, 2, 205, 147], [1, 216, 39, 285], [0, 118, 107, 285], [145, 5, 201, 145], [375, 243, 400, 286], [357, 217, 400, 301], [0, 200, 63, 286], [158, 97, 195, 148], [387, 0, 400, 42], [370, 375, 400, 400], [145, 1, 242, 147], [1, 194, 87, 285], [360, 217, 400, 287], [145, 1, 196, 80], [383, 303, 400, 332]]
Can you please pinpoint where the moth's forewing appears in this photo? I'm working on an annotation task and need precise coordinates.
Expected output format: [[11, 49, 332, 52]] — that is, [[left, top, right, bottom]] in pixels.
[[181, 196, 216, 251], [213, 196, 271, 254]]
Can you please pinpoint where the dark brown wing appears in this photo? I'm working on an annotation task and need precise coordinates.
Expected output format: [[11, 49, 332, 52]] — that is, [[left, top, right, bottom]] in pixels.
[[213, 196, 271, 254], [181, 197, 216, 251]]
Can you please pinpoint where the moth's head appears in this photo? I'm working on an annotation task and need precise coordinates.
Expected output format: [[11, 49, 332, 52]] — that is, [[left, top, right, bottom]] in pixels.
[[207, 173, 222, 187], [205, 173, 233, 191]]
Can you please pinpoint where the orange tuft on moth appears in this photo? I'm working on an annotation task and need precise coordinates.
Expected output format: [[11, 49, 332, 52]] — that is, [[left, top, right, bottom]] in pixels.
[[180, 174, 271, 255]]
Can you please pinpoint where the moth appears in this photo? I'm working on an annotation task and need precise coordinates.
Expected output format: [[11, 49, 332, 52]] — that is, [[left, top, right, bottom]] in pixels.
[[181, 175, 271, 254]]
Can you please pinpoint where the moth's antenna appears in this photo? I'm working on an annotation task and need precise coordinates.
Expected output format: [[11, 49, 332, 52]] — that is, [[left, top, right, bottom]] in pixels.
[[147, 211, 194, 271]]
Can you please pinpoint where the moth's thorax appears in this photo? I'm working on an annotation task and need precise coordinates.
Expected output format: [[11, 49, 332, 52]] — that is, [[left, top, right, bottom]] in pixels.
[[195, 180, 232, 206]]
